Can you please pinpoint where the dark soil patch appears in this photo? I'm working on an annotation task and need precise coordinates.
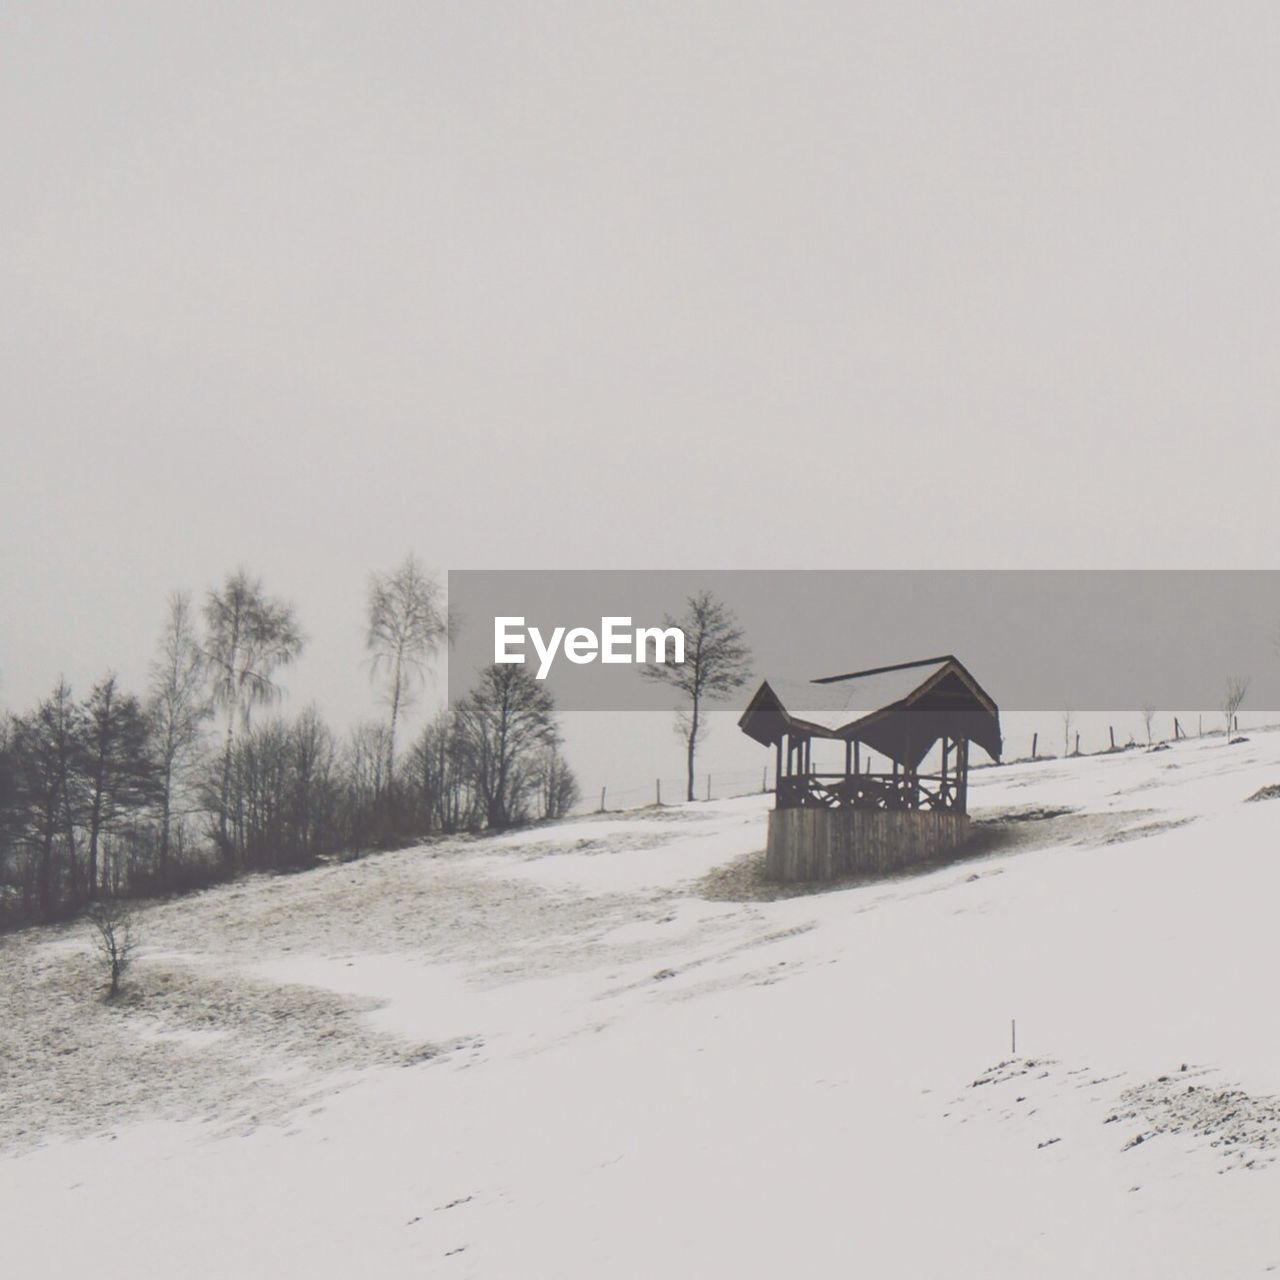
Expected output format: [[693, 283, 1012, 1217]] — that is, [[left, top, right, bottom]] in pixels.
[[697, 806, 1158, 903], [1100, 817, 1198, 845], [1110, 1069, 1280, 1170], [974, 805, 1077, 824]]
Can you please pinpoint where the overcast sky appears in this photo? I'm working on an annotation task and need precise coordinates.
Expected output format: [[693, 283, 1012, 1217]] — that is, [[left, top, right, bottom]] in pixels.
[[4, 2, 1280, 745]]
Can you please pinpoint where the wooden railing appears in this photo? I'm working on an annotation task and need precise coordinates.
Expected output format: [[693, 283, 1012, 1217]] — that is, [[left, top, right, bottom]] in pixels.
[[776, 771, 964, 813]]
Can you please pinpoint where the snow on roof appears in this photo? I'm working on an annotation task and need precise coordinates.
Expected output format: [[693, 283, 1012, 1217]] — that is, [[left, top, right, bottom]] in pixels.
[[738, 656, 1002, 763], [757, 660, 955, 729], [812, 659, 954, 713]]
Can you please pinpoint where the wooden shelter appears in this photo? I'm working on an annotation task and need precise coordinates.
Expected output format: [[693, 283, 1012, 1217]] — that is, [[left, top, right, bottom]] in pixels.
[[738, 656, 1001, 880]]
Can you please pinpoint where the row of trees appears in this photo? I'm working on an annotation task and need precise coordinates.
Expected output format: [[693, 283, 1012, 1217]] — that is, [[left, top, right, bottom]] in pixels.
[[0, 559, 580, 928]]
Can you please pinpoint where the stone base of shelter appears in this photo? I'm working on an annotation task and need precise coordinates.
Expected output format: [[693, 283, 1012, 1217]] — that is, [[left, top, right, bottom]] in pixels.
[[764, 807, 971, 882]]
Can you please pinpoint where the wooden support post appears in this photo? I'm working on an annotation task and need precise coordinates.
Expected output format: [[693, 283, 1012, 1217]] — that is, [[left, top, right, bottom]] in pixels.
[[599, 786, 606, 812], [775, 739, 783, 788], [845, 738, 852, 778], [904, 720, 912, 806], [706, 774, 711, 801], [656, 779, 661, 806], [1109, 725, 1116, 750], [854, 741, 861, 774], [1032, 732, 1038, 760]]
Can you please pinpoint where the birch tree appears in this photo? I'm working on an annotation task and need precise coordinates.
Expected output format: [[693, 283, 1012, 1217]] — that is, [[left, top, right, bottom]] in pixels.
[[148, 593, 211, 890], [365, 554, 449, 786], [203, 570, 305, 863], [1140, 702, 1157, 748], [1222, 676, 1250, 742]]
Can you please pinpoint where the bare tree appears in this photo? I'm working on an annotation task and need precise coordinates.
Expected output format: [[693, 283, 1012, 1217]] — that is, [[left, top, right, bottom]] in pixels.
[[214, 707, 346, 869], [230, 718, 293, 869], [11, 679, 87, 920], [288, 706, 338, 862], [365, 554, 449, 787], [83, 674, 154, 900], [203, 570, 305, 864], [1061, 708, 1075, 757], [641, 591, 751, 801], [148, 593, 211, 891], [1222, 676, 1250, 743], [0, 714, 19, 920], [344, 720, 394, 844], [88, 898, 135, 998], [1140, 702, 1156, 748], [406, 710, 478, 834], [455, 665, 560, 828], [534, 745, 580, 820]]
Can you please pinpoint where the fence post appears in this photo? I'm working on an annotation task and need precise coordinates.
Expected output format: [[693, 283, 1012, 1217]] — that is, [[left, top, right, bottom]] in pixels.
[[706, 774, 711, 801], [1031, 732, 1038, 760], [1109, 725, 1116, 750], [656, 779, 661, 806], [761, 766, 767, 793], [1074, 731, 1080, 755], [599, 786, 606, 812]]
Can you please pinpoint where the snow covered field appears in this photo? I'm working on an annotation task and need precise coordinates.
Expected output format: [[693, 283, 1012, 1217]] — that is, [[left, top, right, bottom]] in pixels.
[[5, 728, 1280, 1278]]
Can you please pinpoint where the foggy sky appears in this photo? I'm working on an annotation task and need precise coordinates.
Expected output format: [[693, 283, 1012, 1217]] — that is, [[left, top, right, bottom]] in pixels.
[[4, 2, 1280, 753]]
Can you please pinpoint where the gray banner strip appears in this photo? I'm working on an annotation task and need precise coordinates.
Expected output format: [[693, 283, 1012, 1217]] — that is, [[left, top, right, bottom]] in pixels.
[[447, 570, 1280, 713]]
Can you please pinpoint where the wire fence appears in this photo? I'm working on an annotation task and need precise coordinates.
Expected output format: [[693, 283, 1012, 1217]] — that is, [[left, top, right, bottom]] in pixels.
[[993, 711, 1272, 764], [573, 766, 775, 815], [571, 712, 1280, 819]]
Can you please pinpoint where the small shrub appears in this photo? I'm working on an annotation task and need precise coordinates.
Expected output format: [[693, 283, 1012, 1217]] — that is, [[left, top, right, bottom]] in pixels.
[[87, 899, 136, 998]]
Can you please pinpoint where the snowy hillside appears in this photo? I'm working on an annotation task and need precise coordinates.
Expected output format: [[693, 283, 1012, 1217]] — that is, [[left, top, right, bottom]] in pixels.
[[5, 729, 1280, 1278]]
